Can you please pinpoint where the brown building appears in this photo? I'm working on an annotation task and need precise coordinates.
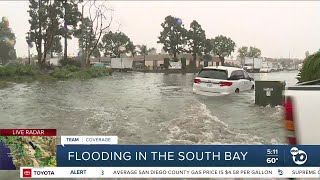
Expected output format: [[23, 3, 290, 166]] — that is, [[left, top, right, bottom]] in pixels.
[[90, 53, 222, 69]]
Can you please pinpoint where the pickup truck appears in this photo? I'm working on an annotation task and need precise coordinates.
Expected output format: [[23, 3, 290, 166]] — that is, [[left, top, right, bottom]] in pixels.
[[283, 79, 320, 145]]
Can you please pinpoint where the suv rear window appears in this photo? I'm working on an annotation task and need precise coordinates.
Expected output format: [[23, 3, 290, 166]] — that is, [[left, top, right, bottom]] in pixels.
[[197, 69, 228, 80]]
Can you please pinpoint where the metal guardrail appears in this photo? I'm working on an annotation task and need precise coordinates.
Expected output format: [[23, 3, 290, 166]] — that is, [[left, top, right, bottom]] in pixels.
[[296, 79, 320, 85]]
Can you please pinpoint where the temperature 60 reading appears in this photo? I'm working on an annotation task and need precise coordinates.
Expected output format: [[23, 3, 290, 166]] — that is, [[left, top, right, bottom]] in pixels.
[[266, 157, 279, 164]]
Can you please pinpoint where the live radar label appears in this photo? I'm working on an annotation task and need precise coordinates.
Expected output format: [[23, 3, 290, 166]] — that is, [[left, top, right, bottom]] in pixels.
[[0, 129, 56, 136]]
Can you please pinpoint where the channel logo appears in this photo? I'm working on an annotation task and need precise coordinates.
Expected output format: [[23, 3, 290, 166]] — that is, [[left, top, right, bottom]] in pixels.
[[290, 147, 308, 165], [22, 168, 32, 178]]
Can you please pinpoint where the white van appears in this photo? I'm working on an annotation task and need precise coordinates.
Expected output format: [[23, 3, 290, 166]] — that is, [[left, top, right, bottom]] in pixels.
[[193, 66, 255, 95]]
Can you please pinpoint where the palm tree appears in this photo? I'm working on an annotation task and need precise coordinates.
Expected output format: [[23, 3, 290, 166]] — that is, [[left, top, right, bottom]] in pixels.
[[137, 45, 156, 67], [128, 43, 137, 57]]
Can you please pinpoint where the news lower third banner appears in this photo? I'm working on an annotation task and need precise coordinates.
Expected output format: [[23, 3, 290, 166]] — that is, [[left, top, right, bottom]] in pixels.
[[8, 134, 320, 178], [56, 145, 318, 167], [20, 167, 320, 178], [19, 143, 320, 178]]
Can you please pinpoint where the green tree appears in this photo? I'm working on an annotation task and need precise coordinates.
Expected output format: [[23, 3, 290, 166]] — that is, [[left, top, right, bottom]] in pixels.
[[204, 39, 213, 55], [201, 39, 213, 66], [305, 51, 310, 58], [92, 47, 100, 58], [75, 17, 97, 64], [49, 36, 62, 58], [247, 46, 261, 58], [202, 54, 212, 61], [202, 54, 212, 66], [92, 46, 101, 62], [99, 31, 133, 58], [137, 45, 156, 67], [238, 46, 248, 59], [186, 20, 206, 70], [27, 0, 64, 69], [0, 17, 16, 64], [238, 46, 249, 67], [157, 15, 187, 59], [127, 43, 137, 57], [62, 0, 82, 60], [247, 46, 262, 69], [298, 51, 320, 82], [210, 35, 236, 66]]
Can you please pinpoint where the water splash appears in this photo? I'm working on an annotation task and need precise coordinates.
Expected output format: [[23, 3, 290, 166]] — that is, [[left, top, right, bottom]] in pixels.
[[160, 100, 281, 145]]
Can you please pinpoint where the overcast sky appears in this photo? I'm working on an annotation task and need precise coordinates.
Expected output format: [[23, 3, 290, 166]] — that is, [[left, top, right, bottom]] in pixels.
[[0, 1, 319, 59]]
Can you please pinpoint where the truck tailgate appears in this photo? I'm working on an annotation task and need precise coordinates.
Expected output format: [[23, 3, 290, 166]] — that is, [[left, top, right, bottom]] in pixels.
[[285, 86, 320, 144]]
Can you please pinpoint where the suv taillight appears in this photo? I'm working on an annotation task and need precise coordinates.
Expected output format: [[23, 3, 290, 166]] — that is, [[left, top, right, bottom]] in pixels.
[[284, 96, 296, 145], [194, 78, 201, 84], [219, 81, 233, 86]]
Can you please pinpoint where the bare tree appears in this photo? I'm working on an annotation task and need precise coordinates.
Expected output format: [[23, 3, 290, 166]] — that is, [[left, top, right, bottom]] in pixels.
[[80, 0, 113, 66]]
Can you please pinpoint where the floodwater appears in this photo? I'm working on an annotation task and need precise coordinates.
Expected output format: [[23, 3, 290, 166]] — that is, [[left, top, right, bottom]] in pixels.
[[0, 70, 299, 180]]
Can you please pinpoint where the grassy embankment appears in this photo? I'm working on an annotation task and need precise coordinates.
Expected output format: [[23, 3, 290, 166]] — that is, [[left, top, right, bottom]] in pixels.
[[0, 64, 112, 86]]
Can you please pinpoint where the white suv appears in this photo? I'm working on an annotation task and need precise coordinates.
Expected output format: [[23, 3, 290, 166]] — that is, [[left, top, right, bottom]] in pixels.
[[193, 66, 254, 95]]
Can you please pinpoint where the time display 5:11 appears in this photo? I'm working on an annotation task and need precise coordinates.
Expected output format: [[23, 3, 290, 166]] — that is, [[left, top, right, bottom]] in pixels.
[[267, 149, 278, 155]]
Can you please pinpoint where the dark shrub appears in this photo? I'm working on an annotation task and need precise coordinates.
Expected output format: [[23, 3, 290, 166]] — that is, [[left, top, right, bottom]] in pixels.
[[0, 65, 39, 77], [15, 65, 39, 76], [298, 51, 320, 82], [59, 58, 81, 67]]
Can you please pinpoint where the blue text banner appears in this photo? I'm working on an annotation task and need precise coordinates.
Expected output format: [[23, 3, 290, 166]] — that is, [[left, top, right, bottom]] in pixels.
[[56, 145, 319, 167]]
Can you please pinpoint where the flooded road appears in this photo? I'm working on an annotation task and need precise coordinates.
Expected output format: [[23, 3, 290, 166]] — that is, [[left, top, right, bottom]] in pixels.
[[0, 70, 298, 179]]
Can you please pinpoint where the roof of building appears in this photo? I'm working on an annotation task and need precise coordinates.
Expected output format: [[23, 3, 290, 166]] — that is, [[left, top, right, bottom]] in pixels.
[[89, 54, 224, 62]]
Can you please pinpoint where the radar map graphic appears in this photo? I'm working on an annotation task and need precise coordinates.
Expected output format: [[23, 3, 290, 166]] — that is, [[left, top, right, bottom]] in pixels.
[[0, 130, 56, 170]]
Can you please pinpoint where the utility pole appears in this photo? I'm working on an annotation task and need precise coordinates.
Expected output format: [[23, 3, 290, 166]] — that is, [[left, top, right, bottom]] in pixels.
[[63, 0, 68, 60], [253, 57, 255, 72], [81, 4, 84, 66], [120, 53, 122, 72], [81, 1, 90, 67], [289, 51, 290, 60], [289, 51, 291, 69], [119, 46, 125, 72], [27, 32, 31, 64]]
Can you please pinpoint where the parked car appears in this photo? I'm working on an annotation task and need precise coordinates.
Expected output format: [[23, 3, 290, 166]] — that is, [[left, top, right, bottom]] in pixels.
[[260, 67, 272, 73], [193, 66, 255, 95], [92, 63, 105, 68], [105, 62, 111, 68], [91, 62, 111, 69]]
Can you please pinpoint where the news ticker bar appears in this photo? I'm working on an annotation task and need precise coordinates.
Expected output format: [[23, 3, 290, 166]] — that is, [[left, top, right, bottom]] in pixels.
[[20, 167, 320, 178]]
